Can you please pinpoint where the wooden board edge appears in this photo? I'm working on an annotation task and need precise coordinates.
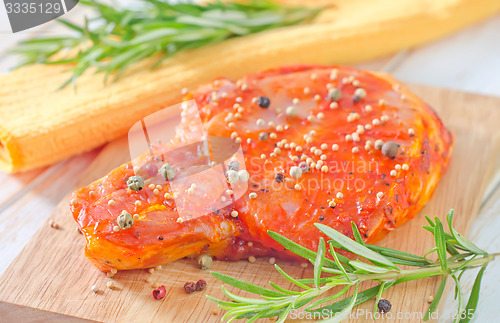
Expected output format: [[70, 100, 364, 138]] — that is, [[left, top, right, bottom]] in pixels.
[[0, 302, 97, 323]]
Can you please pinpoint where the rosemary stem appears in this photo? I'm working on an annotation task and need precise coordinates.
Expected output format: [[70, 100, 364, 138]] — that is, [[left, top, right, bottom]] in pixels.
[[357, 254, 497, 282]]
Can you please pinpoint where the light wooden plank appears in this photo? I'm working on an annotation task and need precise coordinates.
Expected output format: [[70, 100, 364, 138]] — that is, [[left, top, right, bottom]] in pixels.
[[441, 186, 500, 321], [0, 167, 46, 206], [392, 14, 500, 97], [0, 148, 100, 275]]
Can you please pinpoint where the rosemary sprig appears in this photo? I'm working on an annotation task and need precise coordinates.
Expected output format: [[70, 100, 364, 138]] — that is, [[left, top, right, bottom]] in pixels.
[[209, 209, 497, 322], [11, 0, 321, 89]]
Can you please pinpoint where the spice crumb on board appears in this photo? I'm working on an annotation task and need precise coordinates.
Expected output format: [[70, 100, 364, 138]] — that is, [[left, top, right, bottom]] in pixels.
[[49, 221, 59, 229], [91, 285, 99, 293], [106, 281, 115, 289]]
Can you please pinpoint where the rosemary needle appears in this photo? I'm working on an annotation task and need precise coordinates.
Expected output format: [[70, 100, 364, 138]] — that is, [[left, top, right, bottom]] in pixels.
[[11, 0, 321, 89], [209, 209, 498, 322]]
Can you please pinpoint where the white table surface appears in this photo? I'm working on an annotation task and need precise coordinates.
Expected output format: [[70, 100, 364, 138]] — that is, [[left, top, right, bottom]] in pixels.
[[0, 5, 499, 322]]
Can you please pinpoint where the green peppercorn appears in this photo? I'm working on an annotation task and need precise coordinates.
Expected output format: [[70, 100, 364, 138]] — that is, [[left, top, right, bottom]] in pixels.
[[198, 254, 212, 270], [127, 175, 145, 191], [117, 211, 134, 230], [160, 163, 176, 180]]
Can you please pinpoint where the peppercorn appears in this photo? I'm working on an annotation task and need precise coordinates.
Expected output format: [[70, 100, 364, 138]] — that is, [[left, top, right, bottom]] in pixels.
[[238, 170, 250, 182], [117, 211, 134, 230], [274, 173, 284, 183], [159, 163, 175, 180], [153, 285, 166, 300], [299, 161, 310, 173], [258, 132, 268, 141], [227, 160, 240, 171], [381, 141, 400, 159], [195, 280, 207, 291], [289, 166, 302, 179], [198, 254, 213, 270], [127, 175, 145, 191], [257, 96, 270, 108], [226, 170, 239, 184], [328, 88, 342, 102], [377, 299, 392, 313], [184, 281, 196, 293]]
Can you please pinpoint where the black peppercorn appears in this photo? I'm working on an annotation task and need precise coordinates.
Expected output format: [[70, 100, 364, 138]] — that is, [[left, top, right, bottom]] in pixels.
[[377, 299, 392, 313], [274, 173, 284, 183], [257, 96, 270, 108]]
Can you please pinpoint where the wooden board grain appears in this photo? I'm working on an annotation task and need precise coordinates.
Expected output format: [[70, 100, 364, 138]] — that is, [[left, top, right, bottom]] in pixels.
[[0, 85, 499, 323]]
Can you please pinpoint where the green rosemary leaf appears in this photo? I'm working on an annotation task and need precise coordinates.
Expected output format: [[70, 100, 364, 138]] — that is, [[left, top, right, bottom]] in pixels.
[[452, 274, 463, 323], [447, 243, 460, 256], [316, 223, 398, 270], [424, 276, 447, 321], [364, 244, 431, 267], [211, 272, 284, 297], [268, 282, 301, 295], [245, 309, 269, 323], [309, 283, 384, 314], [276, 303, 293, 323], [296, 276, 335, 285], [206, 295, 243, 308], [274, 264, 312, 290], [446, 210, 487, 255], [322, 283, 359, 323], [306, 285, 351, 311], [222, 286, 271, 305], [57, 19, 85, 33], [349, 260, 393, 274], [235, 308, 285, 320], [433, 218, 448, 272], [329, 244, 352, 282], [380, 255, 430, 267], [451, 255, 477, 275], [351, 221, 365, 244], [268, 231, 338, 269], [314, 237, 326, 289], [425, 215, 435, 227], [223, 305, 260, 322], [373, 281, 389, 318], [460, 266, 486, 323], [310, 283, 366, 315]]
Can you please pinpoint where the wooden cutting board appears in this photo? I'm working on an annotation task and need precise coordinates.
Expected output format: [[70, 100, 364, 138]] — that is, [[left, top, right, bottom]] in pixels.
[[0, 84, 499, 323]]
